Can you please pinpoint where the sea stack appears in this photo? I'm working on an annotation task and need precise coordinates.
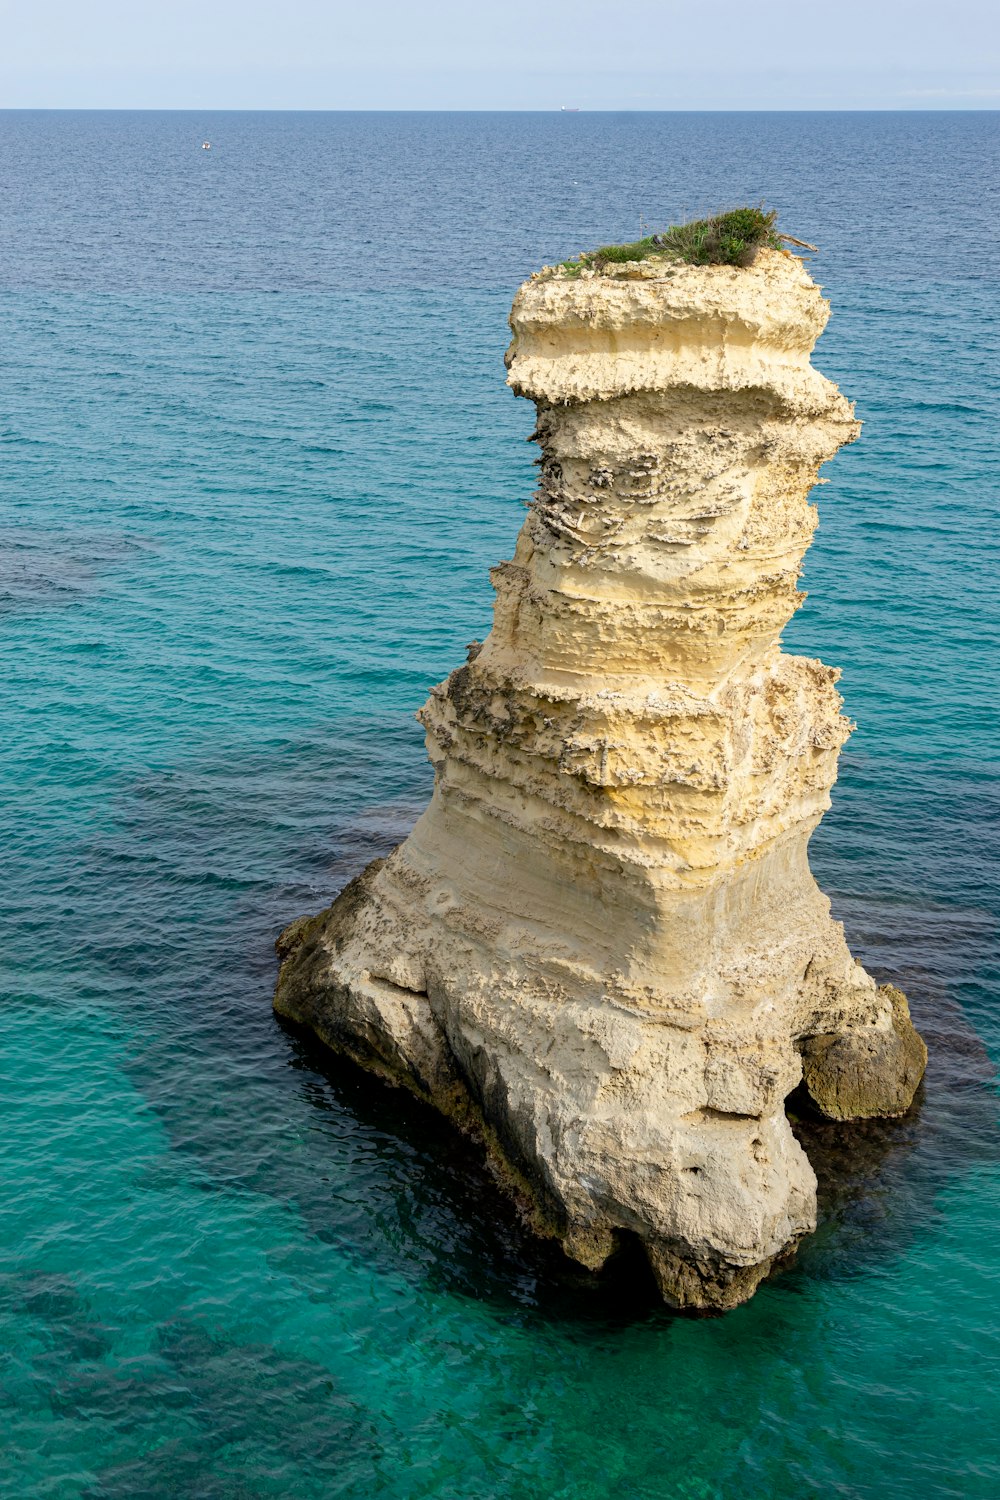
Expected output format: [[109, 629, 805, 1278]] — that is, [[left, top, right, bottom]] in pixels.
[[275, 246, 926, 1309]]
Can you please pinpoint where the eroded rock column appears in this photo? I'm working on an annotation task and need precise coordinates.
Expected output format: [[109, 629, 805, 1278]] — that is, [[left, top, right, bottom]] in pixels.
[[274, 249, 926, 1309]]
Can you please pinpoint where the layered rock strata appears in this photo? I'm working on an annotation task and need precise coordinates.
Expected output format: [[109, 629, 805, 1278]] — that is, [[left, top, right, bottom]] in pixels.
[[275, 248, 926, 1309]]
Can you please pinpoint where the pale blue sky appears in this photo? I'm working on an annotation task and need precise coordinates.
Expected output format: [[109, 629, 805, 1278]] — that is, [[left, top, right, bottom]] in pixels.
[[0, 0, 996, 110]]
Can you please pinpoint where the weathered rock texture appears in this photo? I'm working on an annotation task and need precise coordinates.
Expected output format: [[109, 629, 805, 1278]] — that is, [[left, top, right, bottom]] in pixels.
[[275, 248, 926, 1309]]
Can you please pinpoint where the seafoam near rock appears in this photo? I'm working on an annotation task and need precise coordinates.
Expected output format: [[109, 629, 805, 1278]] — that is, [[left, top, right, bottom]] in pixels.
[[274, 248, 926, 1309]]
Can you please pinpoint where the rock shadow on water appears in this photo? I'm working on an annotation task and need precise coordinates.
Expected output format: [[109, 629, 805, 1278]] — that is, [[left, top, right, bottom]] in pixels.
[[71, 728, 998, 1325], [788, 965, 998, 1286], [110, 738, 996, 1324], [277, 1014, 667, 1327]]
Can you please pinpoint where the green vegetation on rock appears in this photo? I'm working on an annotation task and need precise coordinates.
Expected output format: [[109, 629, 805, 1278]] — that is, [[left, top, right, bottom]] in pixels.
[[559, 207, 783, 275]]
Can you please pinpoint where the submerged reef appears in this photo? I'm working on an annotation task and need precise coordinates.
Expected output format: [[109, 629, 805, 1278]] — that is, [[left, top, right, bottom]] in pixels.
[[275, 244, 926, 1310]]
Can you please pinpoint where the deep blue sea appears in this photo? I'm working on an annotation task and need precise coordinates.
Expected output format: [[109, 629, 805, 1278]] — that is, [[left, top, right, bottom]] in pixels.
[[1, 111, 998, 1499]]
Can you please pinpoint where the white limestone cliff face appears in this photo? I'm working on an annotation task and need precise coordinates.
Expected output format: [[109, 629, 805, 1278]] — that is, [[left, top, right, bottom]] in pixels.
[[274, 248, 926, 1309]]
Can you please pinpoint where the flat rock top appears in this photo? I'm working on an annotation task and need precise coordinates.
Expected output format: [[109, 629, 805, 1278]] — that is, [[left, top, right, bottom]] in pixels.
[[506, 249, 844, 412], [512, 249, 827, 336]]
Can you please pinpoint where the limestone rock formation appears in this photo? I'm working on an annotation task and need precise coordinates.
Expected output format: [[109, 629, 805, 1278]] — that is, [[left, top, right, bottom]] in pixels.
[[274, 248, 926, 1309]]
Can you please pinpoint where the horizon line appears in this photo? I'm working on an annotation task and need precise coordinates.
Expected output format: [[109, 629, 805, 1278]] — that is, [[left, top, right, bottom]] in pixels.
[[1, 104, 999, 114]]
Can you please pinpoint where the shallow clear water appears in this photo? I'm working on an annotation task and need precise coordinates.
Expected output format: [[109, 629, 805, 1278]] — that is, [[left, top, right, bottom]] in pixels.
[[1, 111, 998, 1499]]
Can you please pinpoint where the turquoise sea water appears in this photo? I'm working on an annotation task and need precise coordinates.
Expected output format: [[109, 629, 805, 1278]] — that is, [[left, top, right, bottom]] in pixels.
[[1, 111, 998, 1498]]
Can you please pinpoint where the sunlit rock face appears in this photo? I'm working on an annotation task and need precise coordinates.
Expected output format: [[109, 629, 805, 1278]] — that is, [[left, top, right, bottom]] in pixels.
[[274, 249, 926, 1310]]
